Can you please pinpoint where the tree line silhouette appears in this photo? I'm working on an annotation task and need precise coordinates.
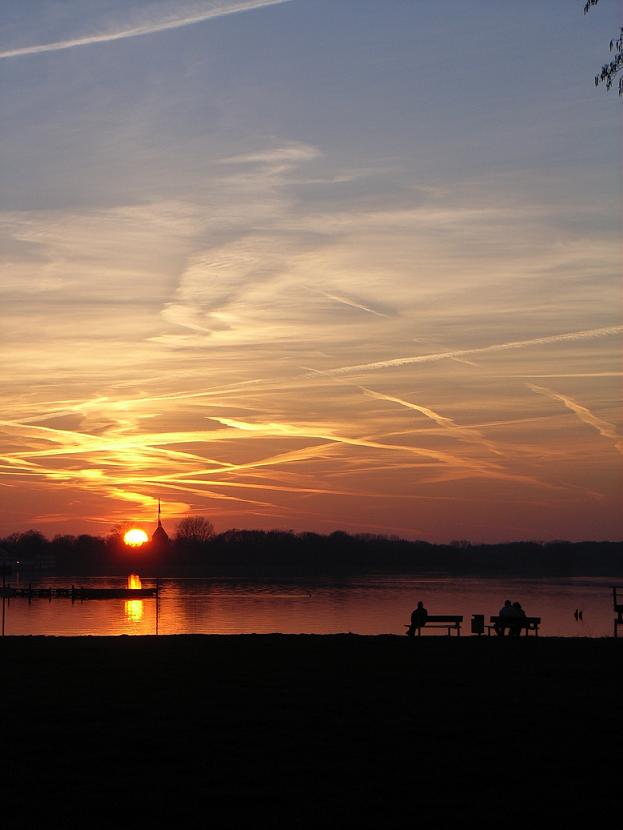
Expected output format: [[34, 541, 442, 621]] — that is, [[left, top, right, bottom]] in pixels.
[[0, 527, 621, 577]]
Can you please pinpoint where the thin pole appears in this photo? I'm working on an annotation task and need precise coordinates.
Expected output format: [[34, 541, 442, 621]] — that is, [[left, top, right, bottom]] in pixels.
[[1, 560, 6, 636]]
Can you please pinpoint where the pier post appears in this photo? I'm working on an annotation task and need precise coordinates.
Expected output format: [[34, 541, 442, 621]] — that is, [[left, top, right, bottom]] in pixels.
[[1, 563, 5, 637]]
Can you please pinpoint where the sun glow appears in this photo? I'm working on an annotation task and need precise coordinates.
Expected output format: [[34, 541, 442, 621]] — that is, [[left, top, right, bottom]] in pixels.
[[125, 573, 144, 621], [124, 528, 149, 547]]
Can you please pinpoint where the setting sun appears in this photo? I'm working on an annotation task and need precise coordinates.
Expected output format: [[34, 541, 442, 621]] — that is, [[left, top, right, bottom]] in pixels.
[[124, 529, 149, 547]]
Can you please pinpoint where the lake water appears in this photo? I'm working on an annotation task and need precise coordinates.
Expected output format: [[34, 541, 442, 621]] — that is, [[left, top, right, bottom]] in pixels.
[[1, 574, 619, 637]]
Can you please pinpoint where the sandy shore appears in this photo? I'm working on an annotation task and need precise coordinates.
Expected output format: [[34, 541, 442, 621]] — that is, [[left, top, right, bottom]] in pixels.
[[1, 635, 621, 826]]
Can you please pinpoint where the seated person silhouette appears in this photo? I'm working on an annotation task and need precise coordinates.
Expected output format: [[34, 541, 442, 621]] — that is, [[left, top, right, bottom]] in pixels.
[[407, 601, 428, 637], [495, 599, 514, 636], [508, 601, 527, 638]]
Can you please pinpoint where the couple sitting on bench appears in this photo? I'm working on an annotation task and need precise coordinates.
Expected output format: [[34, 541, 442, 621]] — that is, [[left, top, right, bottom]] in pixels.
[[494, 599, 527, 637]]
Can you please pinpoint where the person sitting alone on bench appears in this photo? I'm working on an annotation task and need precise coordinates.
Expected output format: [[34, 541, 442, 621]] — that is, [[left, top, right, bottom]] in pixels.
[[407, 601, 428, 637]]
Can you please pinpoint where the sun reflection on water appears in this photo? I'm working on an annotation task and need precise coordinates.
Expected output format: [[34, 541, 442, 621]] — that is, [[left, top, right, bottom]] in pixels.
[[125, 573, 143, 622]]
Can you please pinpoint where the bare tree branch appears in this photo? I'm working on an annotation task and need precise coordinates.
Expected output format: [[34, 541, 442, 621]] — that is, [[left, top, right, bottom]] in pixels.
[[585, 0, 623, 96]]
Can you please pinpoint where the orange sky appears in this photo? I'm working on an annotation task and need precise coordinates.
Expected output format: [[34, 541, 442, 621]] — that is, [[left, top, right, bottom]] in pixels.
[[1, 1, 621, 541]]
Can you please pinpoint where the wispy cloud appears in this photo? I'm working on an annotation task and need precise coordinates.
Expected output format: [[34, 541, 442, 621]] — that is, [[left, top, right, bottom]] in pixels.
[[220, 144, 321, 165], [0, 0, 291, 60], [313, 326, 623, 377], [528, 385, 623, 456]]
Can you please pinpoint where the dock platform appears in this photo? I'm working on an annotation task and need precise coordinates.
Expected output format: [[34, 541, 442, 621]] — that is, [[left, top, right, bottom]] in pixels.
[[1, 585, 158, 600]]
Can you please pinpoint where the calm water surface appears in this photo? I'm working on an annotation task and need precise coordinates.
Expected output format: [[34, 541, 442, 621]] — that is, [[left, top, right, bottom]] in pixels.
[[1, 574, 619, 637]]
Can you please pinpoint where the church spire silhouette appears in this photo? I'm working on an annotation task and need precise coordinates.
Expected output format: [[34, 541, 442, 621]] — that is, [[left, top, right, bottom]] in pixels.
[[152, 497, 169, 550]]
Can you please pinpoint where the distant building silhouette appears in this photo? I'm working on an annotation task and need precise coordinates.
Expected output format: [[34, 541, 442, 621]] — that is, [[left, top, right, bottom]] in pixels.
[[151, 499, 170, 552]]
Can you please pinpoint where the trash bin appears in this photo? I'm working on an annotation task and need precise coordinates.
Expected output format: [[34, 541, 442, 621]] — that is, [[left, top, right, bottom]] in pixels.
[[471, 614, 485, 635]]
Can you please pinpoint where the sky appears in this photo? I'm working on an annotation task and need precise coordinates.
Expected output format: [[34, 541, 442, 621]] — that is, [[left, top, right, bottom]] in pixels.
[[0, 0, 621, 542]]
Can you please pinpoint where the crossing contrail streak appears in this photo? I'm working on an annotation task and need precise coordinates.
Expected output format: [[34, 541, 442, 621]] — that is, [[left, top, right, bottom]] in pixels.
[[311, 326, 623, 377], [360, 386, 503, 455], [529, 385, 623, 456], [312, 289, 390, 318], [0, 0, 291, 60]]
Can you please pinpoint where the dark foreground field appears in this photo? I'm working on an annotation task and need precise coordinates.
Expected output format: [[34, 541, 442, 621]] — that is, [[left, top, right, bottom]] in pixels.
[[1, 636, 621, 827]]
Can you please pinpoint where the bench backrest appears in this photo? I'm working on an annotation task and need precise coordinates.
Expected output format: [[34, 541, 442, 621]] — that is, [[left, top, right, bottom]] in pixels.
[[424, 615, 463, 623], [489, 616, 540, 625]]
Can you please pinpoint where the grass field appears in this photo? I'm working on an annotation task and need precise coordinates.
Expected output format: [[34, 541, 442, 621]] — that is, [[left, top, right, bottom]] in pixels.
[[1, 635, 621, 826]]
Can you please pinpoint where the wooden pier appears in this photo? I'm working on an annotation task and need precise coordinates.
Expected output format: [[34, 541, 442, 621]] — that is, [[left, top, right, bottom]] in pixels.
[[1, 581, 161, 636], [0, 585, 158, 601]]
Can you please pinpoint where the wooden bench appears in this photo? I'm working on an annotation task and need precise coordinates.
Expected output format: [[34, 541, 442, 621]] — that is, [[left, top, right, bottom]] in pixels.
[[405, 615, 463, 637], [487, 616, 541, 637]]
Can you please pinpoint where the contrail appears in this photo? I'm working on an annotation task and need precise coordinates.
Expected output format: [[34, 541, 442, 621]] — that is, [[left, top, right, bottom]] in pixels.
[[208, 415, 553, 488], [0, 0, 291, 60], [360, 386, 503, 455], [312, 289, 390, 318], [311, 325, 623, 377], [507, 372, 622, 378], [529, 384, 623, 456]]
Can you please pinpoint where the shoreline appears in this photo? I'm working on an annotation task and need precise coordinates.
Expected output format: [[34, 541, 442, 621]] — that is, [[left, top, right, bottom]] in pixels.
[[0, 631, 623, 648]]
